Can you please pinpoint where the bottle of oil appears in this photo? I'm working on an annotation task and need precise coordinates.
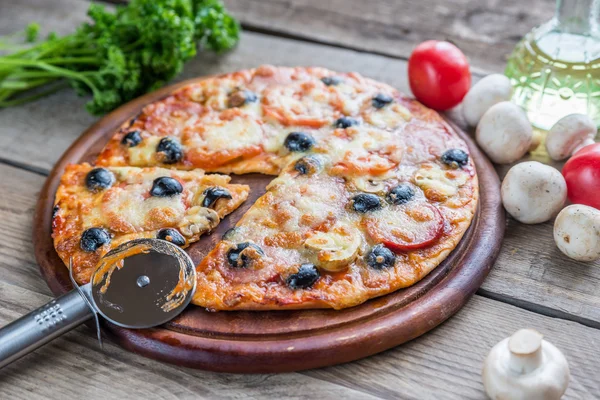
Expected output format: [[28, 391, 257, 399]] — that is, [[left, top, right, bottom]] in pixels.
[[505, 0, 600, 130]]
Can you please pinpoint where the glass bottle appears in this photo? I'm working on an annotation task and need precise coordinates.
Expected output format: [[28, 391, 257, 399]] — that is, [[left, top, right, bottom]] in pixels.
[[505, 0, 600, 130]]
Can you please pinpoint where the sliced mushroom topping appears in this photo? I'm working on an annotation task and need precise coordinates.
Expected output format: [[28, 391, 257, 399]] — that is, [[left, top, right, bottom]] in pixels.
[[284, 132, 315, 152], [334, 117, 359, 129], [157, 228, 186, 246], [366, 244, 396, 270], [227, 242, 265, 268], [294, 155, 322, 175], [386, 184, 415, 205], [304, 223, 360, 271], [441, 149, 469, 168], [85, 168, 115, 192], [321, 76, 342, 86], [156, 137, 183, 164], [201, 187, 232, 208], [286, 264, 320, 289], [228, 89, 258, 108], [80, 227, 111, 252], [351, 193, 382, 213], [150, 177, 183, 197], [178, 206, 220, 237], [121, 130, 142, 147], [372, 94, 394, 109], [414, 165, 468, 200]]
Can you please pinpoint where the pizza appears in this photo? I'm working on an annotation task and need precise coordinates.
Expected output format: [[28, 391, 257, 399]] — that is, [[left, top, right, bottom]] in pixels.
[[52, 163, 248, 284], [55, 65, 478, 311]]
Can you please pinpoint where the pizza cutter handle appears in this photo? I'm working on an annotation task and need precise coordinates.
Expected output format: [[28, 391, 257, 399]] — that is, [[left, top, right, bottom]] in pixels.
[[0, 287, 94, 369]]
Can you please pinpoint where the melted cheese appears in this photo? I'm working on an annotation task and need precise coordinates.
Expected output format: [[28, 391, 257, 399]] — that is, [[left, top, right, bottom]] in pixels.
[[414, 165, 469, 199], [128, 136, 162, 166], [365, 103, 412, 128], [185, 113, 263, 151]]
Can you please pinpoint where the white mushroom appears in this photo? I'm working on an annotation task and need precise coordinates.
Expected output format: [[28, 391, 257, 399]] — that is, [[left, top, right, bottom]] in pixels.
[[545, 114, 597, 161], [501, 162, 567, 224], [482, 329, 570, 400], [553, 204, 600, 262], [476, 101, 533, 164], [462, 74, 513, 126]]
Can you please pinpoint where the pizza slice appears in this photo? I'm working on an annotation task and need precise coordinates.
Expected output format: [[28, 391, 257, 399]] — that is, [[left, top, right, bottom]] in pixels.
[[191, 131, 477, 311], [52, 163, 249, 285]]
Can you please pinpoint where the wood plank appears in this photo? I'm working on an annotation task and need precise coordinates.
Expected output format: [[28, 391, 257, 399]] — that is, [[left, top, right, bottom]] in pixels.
[[304, 295, 600, 399], [0, 162, 598, 398], [0, 154, 598, 398], [0, 245, 598, 398], [1, 0, 599, 354], [222, 0, 556, 73]]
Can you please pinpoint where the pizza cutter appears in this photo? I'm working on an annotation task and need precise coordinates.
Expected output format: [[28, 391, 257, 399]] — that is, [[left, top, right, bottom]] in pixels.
[[0, 238, 196, 368]]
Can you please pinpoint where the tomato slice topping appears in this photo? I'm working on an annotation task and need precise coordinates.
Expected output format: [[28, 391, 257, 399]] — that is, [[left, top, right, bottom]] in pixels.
[[365, 202, 444, 252]]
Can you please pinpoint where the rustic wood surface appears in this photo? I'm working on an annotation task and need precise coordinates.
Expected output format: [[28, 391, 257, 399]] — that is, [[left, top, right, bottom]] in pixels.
[[0, 0, 598, 398]]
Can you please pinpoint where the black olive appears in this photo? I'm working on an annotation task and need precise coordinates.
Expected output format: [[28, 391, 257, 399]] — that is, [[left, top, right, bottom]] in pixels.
[[372, 93, 394, 109], [202, 187, 232, 208], [156, 137, 183, 164], [85, 168, 115, 192], [366, 244, 396, 270], [150, 177, 183, 197], [441, 149, 469, 168], [321, 76, 342, 86], [294, 156, 321, 175], [128, 112, 142, 127], [51, 205, 60, 233], [228, 90, 258, 107], [334, 117, 359, 129], [157, 228, 186, 246], [80, 228, 111, 252], [287, 264, 320, 289], [284, 132, 315, 152], [227, 242, 265, 268], [351, 193, 382, 213], [121, 130, 142, 147], [386, 184, 415, 205]]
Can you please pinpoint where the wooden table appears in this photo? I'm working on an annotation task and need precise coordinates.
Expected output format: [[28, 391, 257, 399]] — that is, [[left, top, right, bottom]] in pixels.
[[0, 0, 598, 398]]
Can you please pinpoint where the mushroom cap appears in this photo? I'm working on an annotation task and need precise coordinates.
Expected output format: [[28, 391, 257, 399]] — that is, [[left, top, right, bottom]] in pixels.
[[501, 161, 567, 224], [546, 114, 597, 161], [554, 204, 600, 262], [476, 101, 533, 164], [463, 74, 513, 127], [482, 329, 570, 400]]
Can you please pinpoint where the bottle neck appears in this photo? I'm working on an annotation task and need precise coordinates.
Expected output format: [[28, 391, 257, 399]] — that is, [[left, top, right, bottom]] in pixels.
[[555, 0, 600, 35]]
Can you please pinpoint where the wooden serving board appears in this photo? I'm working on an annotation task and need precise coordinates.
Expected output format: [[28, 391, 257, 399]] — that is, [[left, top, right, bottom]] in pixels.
[[33, 77, 505, 373]]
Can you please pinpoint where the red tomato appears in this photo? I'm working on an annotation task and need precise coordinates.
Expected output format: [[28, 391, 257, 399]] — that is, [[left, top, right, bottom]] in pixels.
[[365, 203, 444, 252], [562, 143, 600, 210], [408, 40, 471, 111]]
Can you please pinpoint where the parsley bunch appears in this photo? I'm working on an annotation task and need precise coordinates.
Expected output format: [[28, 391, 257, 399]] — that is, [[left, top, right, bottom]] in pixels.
[[0, 0, 240, 114]]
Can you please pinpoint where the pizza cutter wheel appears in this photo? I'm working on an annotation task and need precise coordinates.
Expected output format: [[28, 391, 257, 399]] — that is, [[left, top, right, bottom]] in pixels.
[[0, 238, 196, 368]]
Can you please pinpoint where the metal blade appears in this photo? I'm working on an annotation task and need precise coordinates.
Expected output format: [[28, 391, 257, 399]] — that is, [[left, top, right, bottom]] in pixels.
[[90, 239, 196, 329]]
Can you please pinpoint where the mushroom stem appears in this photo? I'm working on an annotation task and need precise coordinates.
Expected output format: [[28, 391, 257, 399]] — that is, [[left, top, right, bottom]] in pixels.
[[507, 329, 544, 374], [571, 137, 595, 155]]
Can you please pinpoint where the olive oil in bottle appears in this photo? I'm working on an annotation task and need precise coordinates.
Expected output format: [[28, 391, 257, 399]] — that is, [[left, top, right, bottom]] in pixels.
[[505, 0, 600, 131]]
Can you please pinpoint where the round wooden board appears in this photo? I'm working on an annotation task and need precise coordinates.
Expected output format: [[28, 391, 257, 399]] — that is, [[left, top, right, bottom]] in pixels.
[[33, 76, 505, 373]]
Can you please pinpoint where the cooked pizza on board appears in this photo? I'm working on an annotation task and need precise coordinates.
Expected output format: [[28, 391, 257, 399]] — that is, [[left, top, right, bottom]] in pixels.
[[55, 65, 478, 310], [52, 164, 249, 284]]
